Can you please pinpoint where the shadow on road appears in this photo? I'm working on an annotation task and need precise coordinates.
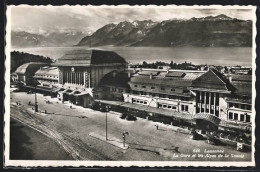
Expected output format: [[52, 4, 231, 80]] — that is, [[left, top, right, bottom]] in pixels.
[[129, 142, 181, 153], [10, 120, 34, 160], [51, 113, 88, 119], [135, 148, 160, 155]]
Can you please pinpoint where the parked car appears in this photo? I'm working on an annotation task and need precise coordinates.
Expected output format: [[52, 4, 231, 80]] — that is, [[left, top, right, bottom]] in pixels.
[[120, 113, 127, 119], [99, 106, 108, 112], [125, 114, 137, 121], [13, 89, 21, 92], [27, 90, 33, 94]]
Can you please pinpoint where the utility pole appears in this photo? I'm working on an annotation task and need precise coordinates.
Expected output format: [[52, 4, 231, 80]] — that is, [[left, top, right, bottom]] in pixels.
[[34, 81, 38, 112], [105, 105, 110, 140], [106, 107, 108, 140], [122, 130, 129, 148], [90, 37, 91, 48]]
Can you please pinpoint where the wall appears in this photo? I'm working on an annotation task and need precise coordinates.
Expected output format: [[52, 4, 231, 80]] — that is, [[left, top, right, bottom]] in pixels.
[[90, 65, 124, 88], [219, 94, 228, 121]]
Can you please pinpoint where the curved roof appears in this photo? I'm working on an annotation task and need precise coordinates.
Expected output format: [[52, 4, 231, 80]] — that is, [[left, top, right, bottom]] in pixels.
[[15, 62, 46, 75], [100, 71, 130, 88], [54, 49, 126, 66]]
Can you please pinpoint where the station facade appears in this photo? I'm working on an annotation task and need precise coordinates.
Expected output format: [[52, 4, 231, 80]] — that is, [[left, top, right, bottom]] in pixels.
[[53, 49, 127, 107]]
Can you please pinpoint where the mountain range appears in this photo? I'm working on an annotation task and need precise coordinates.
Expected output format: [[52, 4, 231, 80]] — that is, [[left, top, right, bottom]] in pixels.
[[11, 31, 86, 47], [11, 14, 252, 48], [78, 14, 252, 47]]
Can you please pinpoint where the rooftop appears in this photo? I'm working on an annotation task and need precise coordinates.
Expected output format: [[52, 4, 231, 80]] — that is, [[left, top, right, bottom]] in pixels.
[[54, 49, 126, 66], [14, 62, 47, 75], [130, 70, 204, 88], [191, 69, 234, 92]]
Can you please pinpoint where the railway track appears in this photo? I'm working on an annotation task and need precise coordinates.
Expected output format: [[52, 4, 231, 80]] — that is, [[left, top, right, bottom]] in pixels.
[[10, 106, 108, 160]]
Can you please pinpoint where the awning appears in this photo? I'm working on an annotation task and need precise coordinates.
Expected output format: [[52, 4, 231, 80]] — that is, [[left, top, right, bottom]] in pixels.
[[194, 113, 220, 126], [61, 89, 73, 94], [120, 103, 148, 111], [75, 91, 89, 97], [146, 106, 192, 120], [54, 88, 65, 92], [95, 100, 125, 106], [68, 90, 81, 96]]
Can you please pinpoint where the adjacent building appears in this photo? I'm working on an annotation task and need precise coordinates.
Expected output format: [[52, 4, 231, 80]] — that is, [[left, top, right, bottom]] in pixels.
[[34, 66, 59, 88], [122, 68, 252, 134], [11, 62, 47, 86]]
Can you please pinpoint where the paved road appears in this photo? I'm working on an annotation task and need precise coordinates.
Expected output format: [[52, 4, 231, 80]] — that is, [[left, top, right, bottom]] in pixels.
[[9, 91, 252, 161]]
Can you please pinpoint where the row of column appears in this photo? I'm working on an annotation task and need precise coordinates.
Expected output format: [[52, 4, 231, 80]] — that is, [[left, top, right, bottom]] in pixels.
[[64, 72, 84, 85], [196, 91, 219, 116]]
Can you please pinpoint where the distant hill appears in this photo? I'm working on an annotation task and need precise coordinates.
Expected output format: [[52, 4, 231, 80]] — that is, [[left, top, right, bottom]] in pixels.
[[77, 14, 252, 47], [11, 31, 86, 47], [11, 51, 53, 73]]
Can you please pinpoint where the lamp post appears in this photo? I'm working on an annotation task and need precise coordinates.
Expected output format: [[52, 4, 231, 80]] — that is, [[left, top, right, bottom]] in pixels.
[[122, 130, 129, 147], [105, 105, 110, 140], [33, 78, 38, 112]]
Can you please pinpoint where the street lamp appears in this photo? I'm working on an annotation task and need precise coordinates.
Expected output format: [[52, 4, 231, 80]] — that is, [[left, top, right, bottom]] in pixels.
[[32, 77, 39, 112], [122, 130, 129, 147], [105, 105, 110, 140]]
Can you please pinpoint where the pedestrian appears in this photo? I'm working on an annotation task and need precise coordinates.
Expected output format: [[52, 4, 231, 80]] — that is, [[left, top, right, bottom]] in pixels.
[[28, 101, 31, 105], [156, 124, 159, 130], [70, 105, 72, 109]]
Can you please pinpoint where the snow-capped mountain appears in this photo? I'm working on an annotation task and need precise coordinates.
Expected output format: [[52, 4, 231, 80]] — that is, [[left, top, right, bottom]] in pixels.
[[11, 31, 87, 47], [78, 14, 252, 47]]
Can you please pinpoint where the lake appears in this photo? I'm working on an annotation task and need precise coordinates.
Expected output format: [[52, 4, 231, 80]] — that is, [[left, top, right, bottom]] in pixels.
[[11, 46, 253, 66]]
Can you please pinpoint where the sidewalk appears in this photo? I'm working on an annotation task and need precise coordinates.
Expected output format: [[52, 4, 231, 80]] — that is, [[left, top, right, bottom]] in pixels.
[[89, 132, 129, 150]]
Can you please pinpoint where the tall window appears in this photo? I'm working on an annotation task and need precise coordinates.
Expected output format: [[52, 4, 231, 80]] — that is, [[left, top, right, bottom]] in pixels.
[[240, 114, 245, 122], [196, 91, 200, 103], [234, 113, 238, 120], [246, 115, 250, 122], [181, 105, 188, 112], [201, 92, 205, 103], [229, 112, 233, 120]]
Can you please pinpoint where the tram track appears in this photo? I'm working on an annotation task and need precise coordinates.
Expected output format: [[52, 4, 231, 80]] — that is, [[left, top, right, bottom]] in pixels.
[[10, 106, 108, 160]]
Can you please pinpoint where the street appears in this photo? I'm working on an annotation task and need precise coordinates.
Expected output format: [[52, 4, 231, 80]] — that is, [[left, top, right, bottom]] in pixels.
[[9, 90, 252, 161]]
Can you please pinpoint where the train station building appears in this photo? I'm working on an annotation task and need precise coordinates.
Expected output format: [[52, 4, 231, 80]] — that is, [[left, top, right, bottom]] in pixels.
[[53, 49, 127, 107]]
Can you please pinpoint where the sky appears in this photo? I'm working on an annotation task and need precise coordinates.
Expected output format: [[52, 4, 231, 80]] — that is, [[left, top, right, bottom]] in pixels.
[[9, 6, 254, 35]]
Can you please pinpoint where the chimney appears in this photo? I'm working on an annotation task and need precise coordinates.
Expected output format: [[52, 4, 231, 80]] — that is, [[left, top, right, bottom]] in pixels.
[[150, 73, 153, 80]]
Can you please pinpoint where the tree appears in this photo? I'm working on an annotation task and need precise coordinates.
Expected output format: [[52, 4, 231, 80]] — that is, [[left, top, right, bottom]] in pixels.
[[142, 61, 148, 68], [169, 60, 174, 69]]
